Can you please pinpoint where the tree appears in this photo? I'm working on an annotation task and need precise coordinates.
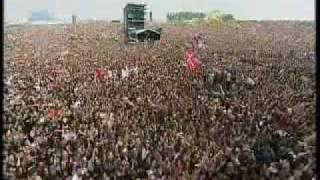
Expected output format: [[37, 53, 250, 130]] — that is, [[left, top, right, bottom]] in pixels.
[[222, 14, 235, 22], [207, 10, 223, 31], [166, 11, 207, 24]]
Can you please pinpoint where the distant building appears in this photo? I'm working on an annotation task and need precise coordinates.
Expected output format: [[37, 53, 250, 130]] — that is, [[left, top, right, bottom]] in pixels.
[[29, 10, 54, 22], [72, 15, 77, 24], [149, 11, 153, 22]]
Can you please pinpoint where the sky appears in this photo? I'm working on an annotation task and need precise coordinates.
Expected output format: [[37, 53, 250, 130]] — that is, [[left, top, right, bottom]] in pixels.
[[5, 0, 315, 22]]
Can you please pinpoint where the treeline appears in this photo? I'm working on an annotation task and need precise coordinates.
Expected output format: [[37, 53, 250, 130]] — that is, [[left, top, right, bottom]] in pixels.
[[166, 11, 235, 24], [221, 14, 235, 22], [166, 12, 206, 22]]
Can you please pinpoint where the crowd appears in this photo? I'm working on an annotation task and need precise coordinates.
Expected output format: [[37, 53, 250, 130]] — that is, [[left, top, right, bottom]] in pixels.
[[4, 21, 315, 179]]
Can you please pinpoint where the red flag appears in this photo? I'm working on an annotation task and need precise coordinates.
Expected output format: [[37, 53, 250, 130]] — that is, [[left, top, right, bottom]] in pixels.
[[48, 109, 56, 119], [95, 69, 105, 81], [56, 109, 64, 117], [48, 109, 64, 119], [175, 158, 185, 177], [48, 84, 62, 91], [185, 49, 200, 72]]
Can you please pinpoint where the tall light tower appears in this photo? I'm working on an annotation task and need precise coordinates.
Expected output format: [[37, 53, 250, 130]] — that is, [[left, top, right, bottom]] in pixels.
[[72, 14, 77, 25], [149, 7, 153, 22]]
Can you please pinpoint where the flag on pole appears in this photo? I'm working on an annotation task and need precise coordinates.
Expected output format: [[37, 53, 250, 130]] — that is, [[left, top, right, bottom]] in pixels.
[[185, 49, 200, 72]]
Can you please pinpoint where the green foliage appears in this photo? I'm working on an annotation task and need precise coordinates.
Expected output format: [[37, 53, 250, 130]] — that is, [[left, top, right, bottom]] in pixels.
[[166, 10, 236, 25], [207, 10, 223, 21], [166, 11, 206, 24], [222, 14, 235, 22]]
